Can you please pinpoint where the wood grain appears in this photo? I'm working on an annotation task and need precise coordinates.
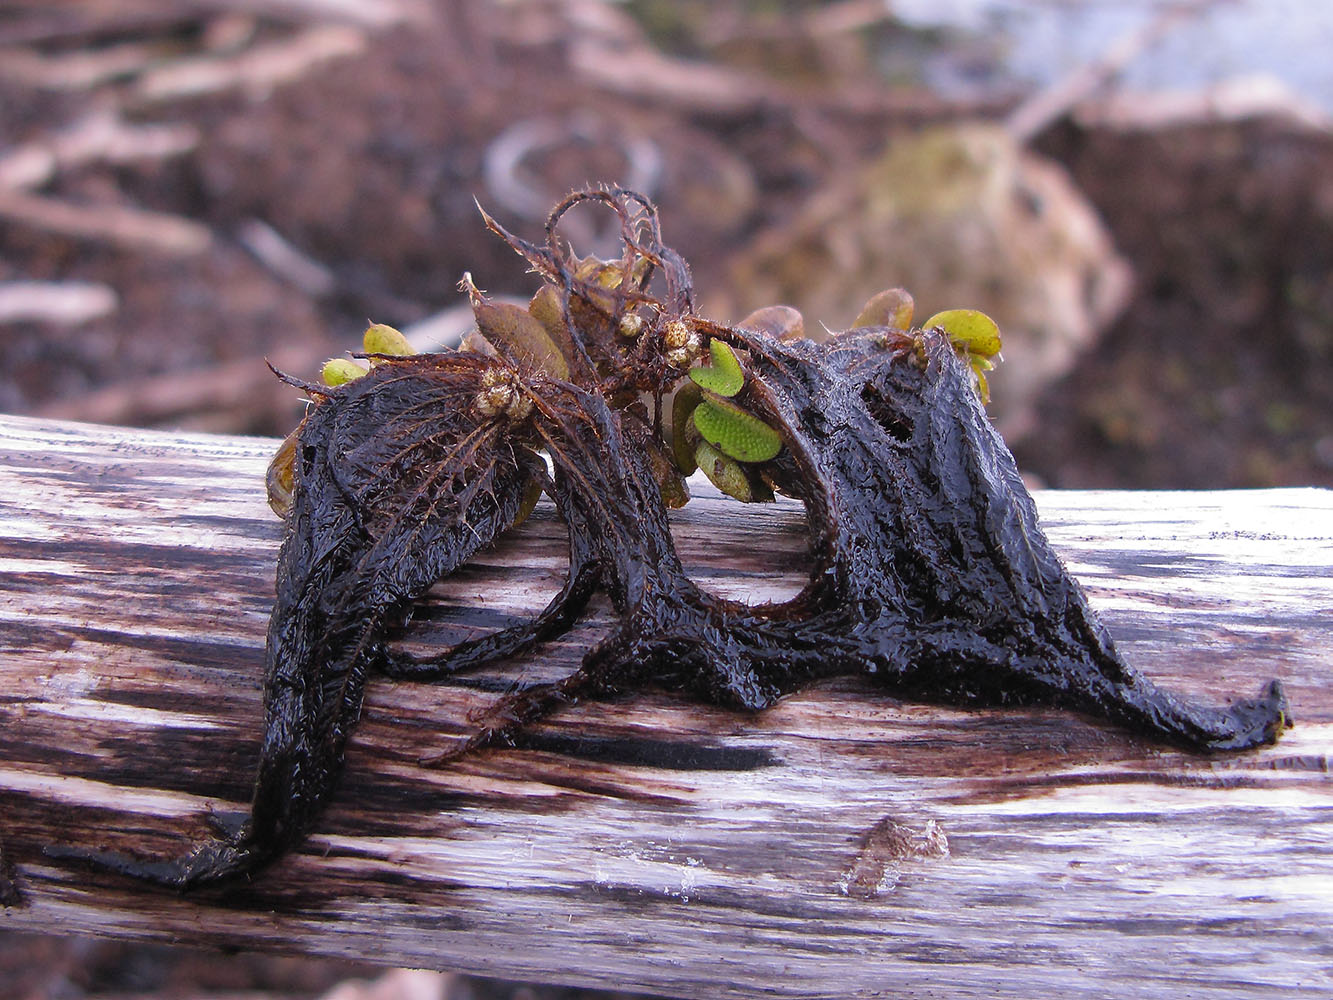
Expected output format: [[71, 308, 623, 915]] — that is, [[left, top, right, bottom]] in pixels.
[[1, 414, 1330, 999]]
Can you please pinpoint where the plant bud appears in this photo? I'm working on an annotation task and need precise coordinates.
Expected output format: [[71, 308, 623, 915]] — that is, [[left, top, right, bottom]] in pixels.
[[693, 441, 774, 503], [507, 476, 545, 532], [362, 323, 414, 358], [265, 424, 302, 517], [922, 308, 1002, 403], [665, 346, 694, 370], [321, 358, 367, 386], [618, 313, 645, 339], [474, 367, 533, 421], [663, 319, 696, 350], [923, 308, 1001, 359]]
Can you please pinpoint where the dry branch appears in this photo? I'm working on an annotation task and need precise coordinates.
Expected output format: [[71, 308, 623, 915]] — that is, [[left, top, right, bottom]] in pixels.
[[237, 218, 337, 298], [133, 23, 367, 103], [1, 415, 1330, 998], [568, 32, 1005, 120], [0, 281, 117, 326], [0, 4, 197, 49], [1075, 74, 1333, 133], [0, 41, 166, 91], [0, 112, 198, 192], [0, 189, 212, 256], [31, 347, 313, 431], [1005, 1, 1211, 144]]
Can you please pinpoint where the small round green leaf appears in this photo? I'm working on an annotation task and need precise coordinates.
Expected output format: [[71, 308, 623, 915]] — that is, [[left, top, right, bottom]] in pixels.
[[322, 358, 368, 386], [688, 339, 745, 397], [692, 393, 782, 463], [694, 440, 755, 502], [922, 309, 1002, 359]]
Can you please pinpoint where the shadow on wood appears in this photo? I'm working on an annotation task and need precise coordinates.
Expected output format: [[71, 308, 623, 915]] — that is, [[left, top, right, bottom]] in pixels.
[[0, 415, 1330, 999]]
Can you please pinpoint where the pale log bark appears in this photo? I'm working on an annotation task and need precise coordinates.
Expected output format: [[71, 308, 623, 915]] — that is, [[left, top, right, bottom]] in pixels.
[[1, 414, 1330, 999]]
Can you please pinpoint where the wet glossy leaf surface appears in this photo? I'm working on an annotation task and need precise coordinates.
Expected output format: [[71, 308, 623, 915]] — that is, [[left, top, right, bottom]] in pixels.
[[692, 392, 783, 463], [689, 340, 745, 397]]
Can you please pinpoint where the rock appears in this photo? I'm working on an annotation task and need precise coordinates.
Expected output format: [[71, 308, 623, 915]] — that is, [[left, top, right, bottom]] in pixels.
[[720, 123, 1132, 437]]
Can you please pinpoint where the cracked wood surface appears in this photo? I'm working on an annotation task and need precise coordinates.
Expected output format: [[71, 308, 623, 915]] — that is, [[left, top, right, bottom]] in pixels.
[[0, 413, 1330, 999]]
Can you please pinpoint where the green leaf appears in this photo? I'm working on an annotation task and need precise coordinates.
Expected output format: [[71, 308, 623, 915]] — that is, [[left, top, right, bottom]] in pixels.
[[507, 476, 545, 532], [688, 339, 745, 397], [922, 309, 1002, 359], [694, 440, 756, 502], [671, 382, 703, 475], [692, 392, 782, 463]]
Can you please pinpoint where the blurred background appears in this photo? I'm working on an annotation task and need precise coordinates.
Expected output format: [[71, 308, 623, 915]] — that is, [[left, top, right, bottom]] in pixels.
[[2, 0, 1330, 997]]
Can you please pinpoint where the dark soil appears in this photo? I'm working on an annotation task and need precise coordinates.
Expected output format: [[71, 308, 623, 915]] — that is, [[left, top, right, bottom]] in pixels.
[[0, 928, 661, 1000], [1019, 118, 1333, 488], [0, 930, 375, 1000]]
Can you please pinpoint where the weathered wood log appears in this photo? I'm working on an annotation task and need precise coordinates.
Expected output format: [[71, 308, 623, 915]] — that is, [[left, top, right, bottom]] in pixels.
[[1, 414, 1330, 999]]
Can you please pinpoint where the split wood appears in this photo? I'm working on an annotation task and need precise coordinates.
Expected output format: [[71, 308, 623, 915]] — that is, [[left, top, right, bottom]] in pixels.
[[0, 415, 1330, 999]]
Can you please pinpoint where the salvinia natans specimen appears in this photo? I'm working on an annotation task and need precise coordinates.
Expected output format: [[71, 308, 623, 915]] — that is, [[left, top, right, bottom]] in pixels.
[[64, 188, 1290, 889]]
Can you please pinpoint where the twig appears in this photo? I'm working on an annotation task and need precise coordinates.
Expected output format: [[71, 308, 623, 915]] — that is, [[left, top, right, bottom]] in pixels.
[[0, 281, 118, 326], [1005, 1, 1217, 144], [237, 218, 336, 298], [200, 0, 430, 29], [133, 23, 368, 103], [804, 0, 893, 37], [32, 347, 314, 431], [1074, 73, 1333, 133], [0, 111, 198, 192], [0, 40, 167, 91], [0, 189, 212, 256], [0, 0, 420, 48], [568, 36, 773, 115], [0, 5, 195, 49]]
